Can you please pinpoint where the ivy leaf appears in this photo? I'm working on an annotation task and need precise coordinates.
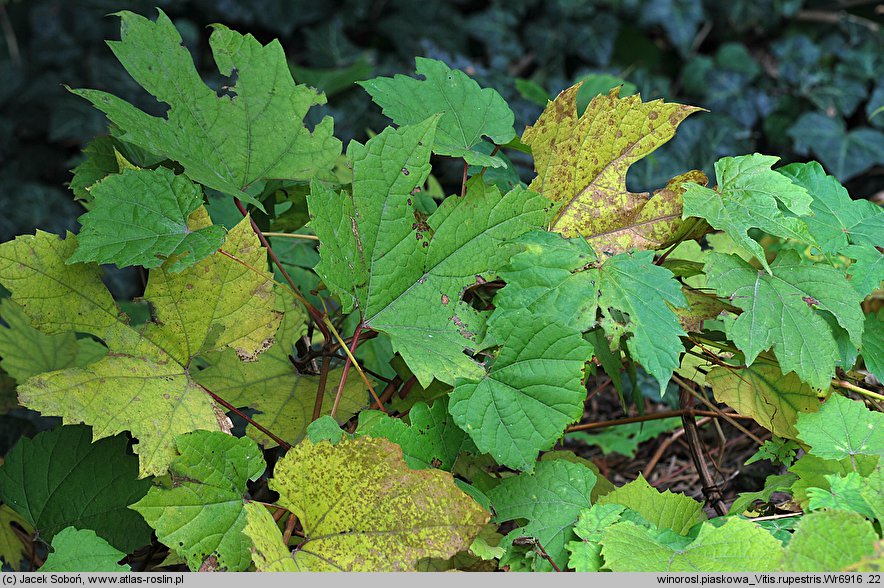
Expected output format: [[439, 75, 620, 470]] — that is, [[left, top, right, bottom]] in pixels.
[[682, 154, 813, 273], [0, 425, 152, 552], [309, 120, 547, 386], [67, 168, 226, 272], [358, 57, 515, 167], [568, 418, 681, 458], [521, 84, 702, 254], [778, 162, 883, 255], [195, 306, 365, 448], [707, 359, 820, 439], [0, 504, 32, 570], [6, 218, 280, 476], [449, 312, 592, 471], [788, 112, 884, 182], [597, 474, 706, 535], [131, 431, 265, 572], [39, 528, 130, 572], [488, 459, 597, 572], [600, 517, 782, 572], [0, 299, 105, 384], [357, 396, 475, 471], [489, 231, 686, 392], [72, 10, 341, 208], [783, 510, 877, 571], [796, 393, 883, 461], [263, 437, 488, 571], [705, 251, 865, 389]]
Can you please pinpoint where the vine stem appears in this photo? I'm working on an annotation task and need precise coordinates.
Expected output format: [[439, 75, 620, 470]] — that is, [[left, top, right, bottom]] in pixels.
[[261, 232, 320, 240], [679, 386, 728, 516], [234, 199, 329, 340], [311, 355, 331, 422], [461, 160, 468, 197], [322, 316, 387, 413], [833, 380, 884, 402], [199, 383, 292, 449], [331, 322, 363, 418], [565, 408, 753, 433], [672, 375, 763, 445]]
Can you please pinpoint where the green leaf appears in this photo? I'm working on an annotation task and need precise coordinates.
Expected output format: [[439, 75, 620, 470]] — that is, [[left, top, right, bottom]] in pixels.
[[783, 510, 877, 571], [728, 473, 797, 516], [0, 299, 105, 384], [39, 528, 130, 572], [357, 396, 475, 471], [0, 232, 120, 337], [806, 472, 877, 519], [449, 312, 592, 471], [597, 474, 706, 535], [9, 218, 280, 476], [600, 517, 782, 572], [488, 459, 597, 571], [796, 393, 883, 461], [0, 425, 152, 552], [69, 136, 124, 202], [789, 454, 879, 508], [862, 312, 884, 381], [707, 359, 819, 439], [261, 437, 488, 571], [845, 245, 884, 298], [72, 10, 341, 208], [489, 231, 686, 391], [567, 419, 681, 458], [0, 504, 32, 570], [788, 112, 884, 182], [682, 154, 813, 273], [195, 305, 365, 448], [778, 162, 884, 255], [67, 168, 226, 272], [566, 504, 626, 572], [522, 84, 702, 254], [705, 251, 865, 390], [306, 415, 346, 444], [309, 121, 547, 386], [131, 431, 265, 571], [358, 58, 515, 166], [242, 503, 297, 572]]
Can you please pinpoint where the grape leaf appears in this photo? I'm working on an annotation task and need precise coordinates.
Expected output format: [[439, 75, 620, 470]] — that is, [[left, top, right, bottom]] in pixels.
[[862, 312, 884, 381], [0, 425, 152, 552], [69, 136, 123, 203], [131, 431, 265, 571], [600, 517, 782, 572], [242, 503, 297, 572], [39, 528, 130, 572], [195, 305, 365, 448], [521, 84, 702, 254], [358, 58, 515, 167], [71, 10, 341, 209], [566, 504, 627, 572], [806, 472, 877, 519], [5, 217, 280, 476], [705, 251, 865, 389], [796, 393, 883, 462], [449, 312, 592, 471], [487, 459, 597, 571], [0, 299, 105, 384], [682, 154, 813, 273], [783, 510, 877, 571], [789, 454, 879, 508], [778, 162, 883, 255], [263, 437, 488, 571], [309, 119, 547, 386], [67, 168, 226, 272], [0, 504, 32, 570], [489, 231, 686, 391], [707, 359, 820, 439], [357, 396, 476, 471], [597, 474, 706, 535], [845, 245, 884, 298]]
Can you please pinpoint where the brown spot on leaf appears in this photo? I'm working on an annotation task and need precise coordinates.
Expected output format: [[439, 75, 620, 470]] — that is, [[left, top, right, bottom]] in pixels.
[[441, 294, 450, 305], [649, 111, 659, 120], [802, 296, 820, 308]]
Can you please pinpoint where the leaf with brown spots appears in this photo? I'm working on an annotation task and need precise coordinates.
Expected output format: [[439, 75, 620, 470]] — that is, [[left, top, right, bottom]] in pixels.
[[522, 85, 704, 255], [247, 436, 489, 571], [3, 216, 281, 476]]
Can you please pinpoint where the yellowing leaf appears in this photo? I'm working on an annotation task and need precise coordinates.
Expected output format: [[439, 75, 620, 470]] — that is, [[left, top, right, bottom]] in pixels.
[[263, 437, 489, 571], [0, 504, 32, 570], [522, 85, 702, 254], [707, 359, 820, 439]]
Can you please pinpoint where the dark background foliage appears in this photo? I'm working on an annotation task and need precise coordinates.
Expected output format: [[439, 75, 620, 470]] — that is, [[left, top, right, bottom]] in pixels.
[[0, 0, 881, 455]]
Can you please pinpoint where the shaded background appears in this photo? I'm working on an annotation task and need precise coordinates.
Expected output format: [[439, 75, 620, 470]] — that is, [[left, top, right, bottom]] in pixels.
[[0, 0, 881, 457]]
